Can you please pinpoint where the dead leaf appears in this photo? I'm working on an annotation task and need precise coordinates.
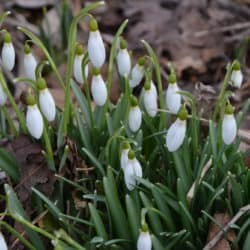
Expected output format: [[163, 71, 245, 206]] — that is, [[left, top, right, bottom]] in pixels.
[[13, 0, 55, 8]]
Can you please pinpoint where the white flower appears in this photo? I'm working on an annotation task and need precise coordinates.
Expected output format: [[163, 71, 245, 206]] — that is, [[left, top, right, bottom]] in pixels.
[[150, 81, 157, 98], [166, 117, 186, 152], [26, 104, 43, 139], [128, 104, 142, 133], [222, 114, 237, 145], [87, 19, 105, 68], [143, 83, 158, 117], [91, 71, 107, 106], [39, 88, 56, 122], [231, 70, 243, 88], [166, 82, 181, 114], [137, 231, 152, 250], [129, 63, 144, 88], [1, 33, 15, 71], [73, 54, 88, 84], [24, 47, 37, 81], [0, 232, 7, 250], [117, 39, 131, 77], [0, 84, 7, 106], [120, 142, 130, 170]]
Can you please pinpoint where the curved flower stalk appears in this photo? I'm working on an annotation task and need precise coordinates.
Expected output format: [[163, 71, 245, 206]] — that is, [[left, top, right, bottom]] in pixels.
[[230, 60, 243, 88], [91, 67, 107, 106], [0, 232, 7, 250], [87, 18, 105, 68], [0, 83, 7, 106], [166, 73, 181, 114], [1, 32, 15, 71], [25, 94, 43, 139], [73, 43, 88, 84], [222, 103, 237, 145], [37, 78, 56, 122], [116, 37, 131, 77], [143, 81, 158, 117], [166, 106, 187, 152], [23, 43, 37, 81], [128, 95, 142, 132], [129, 57, 145, 88], [137, 224, 152, 250], [124, 150, 142, 191], [120, 141, 130, 170]]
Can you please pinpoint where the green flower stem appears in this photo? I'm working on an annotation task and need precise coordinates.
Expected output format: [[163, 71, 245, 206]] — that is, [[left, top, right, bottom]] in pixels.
[[63, 1, 105, 137], [0, 11, 10, 27], [0, 107, 6, 134], [2, 106, 18, 136], [0, 70, 27, 133]]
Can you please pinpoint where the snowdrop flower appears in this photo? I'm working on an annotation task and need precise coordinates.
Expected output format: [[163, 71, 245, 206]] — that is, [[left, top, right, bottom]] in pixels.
[[143, 81, 158, 117], [1, 32, 15, 71], [137, 224, 152, 250], [0, 84, 7, 106], [25, 94, 43, 139], [129, 57, 145, 88], [120, 141, 130, 170], [0, 232, 7, 250], [222, 103, 237, 145], [124, 150, 142, 191], [166, 106, 187, 152], [166, 73, 181, 114], [37, 78, 56, 122], [73, 43, 88, 84], [87, 18, 105, 68], [24, 43, 37, 80], [91, 68, 107, 106], [116, 38, 131, 77], [128, 96, 142, 132], [230, 61, 243, 88]]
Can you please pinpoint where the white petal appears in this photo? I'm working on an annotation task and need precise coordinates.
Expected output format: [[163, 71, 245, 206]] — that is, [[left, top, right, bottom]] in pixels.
[[39, 89, 56, 122], [124, 160, 136, 191], [1, 43, 15, 71], [128, 106, 142, 132], [26, 105, 43, 139], [144, 88, 158, 117], [91, 75, 107, 106], [132, 158, 142, 178], [0, 232, 7, 250], [129, 64, 144, 88], [231, 70, 243, 88], [24, 53, 37, 80], [87, 31, 105, 68], [117, 49, 131, 77], [137, 232, 152, 250], [120, 149, 129, 170], [0, 84, 7, 106], [166, 118, 186, 152], [150, 81, 157, 98], [166, 83, 181, 114], [222, 114, 237, 145], [73, 55, 88, 84]]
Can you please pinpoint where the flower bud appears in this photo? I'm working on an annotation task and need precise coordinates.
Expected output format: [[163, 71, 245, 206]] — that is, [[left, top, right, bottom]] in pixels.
[[87, 18, 105, 68], [128, 96, 142, 132], [1, 32, 15, 71], [143, 81, 158, 117], [230, 61, 243, 88], [0, 232, 7, 250], [129, 57, 145, 88], [24, 43, 37, 80], [0, 84, 7, 106], [137, 225, 152, 250]]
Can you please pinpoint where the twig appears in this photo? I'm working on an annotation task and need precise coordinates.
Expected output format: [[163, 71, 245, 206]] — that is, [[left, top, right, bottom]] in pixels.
[[203, 204, 250, 249]]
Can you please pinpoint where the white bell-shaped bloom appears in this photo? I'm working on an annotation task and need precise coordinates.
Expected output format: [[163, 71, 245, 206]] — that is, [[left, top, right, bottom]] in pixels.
[[143, 83, 158, 117], [150, 81, 157, 98], [132, 158, 142, 178], [26, 104, 43, 139], [39, 88, 56, 122], [91, 70, 107, 106], [166, 82, 181, 114], [0, 232, 7, 250], [0, 84, 7, 106], [120, 142, 130, 170], [87, 19, 105, 68], [129, 63, 144, 88], [117, 38, 131, 77], [1, 33, 15, 71], [73, 54, 88, 84], [24, 44, 37, 80], [231, 70, 243, 88], [137, 231, 152, 250], [128, 99, 142, 132]]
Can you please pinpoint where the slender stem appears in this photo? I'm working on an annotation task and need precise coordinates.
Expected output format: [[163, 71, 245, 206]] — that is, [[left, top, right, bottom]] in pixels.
[[2, 106, 17, 135]]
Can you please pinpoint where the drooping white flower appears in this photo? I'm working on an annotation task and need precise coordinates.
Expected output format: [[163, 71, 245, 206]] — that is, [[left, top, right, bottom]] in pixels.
[[166, 106, 187, 152], [116, 38, 131, 77], [129, 57, 145, 88], [137, 225, 152, 250], [91, 68, 107, 106], [1, 32, 15, 71], [230, 61, 243, 88], [24, 44, 37, 81], [166, 73, 181, 114], [0, 232, 7, 250], [87, 18, 105, 68], [128, 96, 142, 132], [143, 81, 158, 117], [25, 95, 43, 139], [222, 104, 237, 145], [0, 84, 7, 106], [120, 142, 130, 170], [73, 44, 88, 84]]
